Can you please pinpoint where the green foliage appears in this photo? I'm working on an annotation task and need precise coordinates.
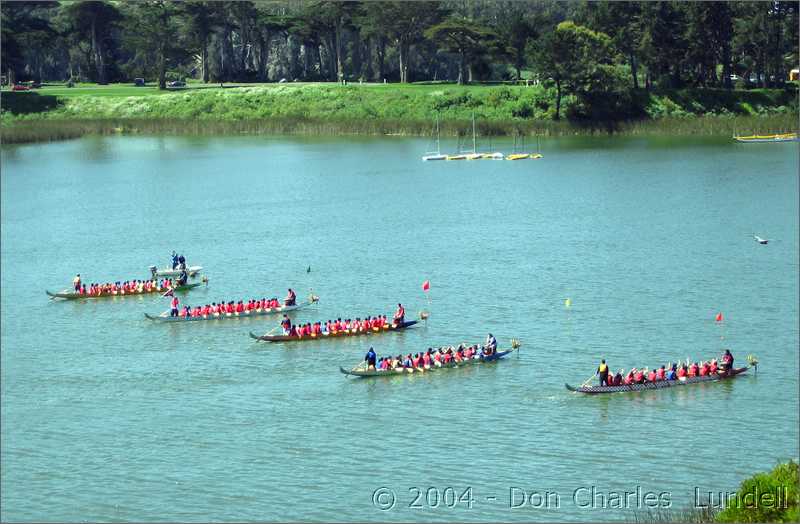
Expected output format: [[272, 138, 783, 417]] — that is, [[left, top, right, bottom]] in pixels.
[[716, 461, 799, 523]]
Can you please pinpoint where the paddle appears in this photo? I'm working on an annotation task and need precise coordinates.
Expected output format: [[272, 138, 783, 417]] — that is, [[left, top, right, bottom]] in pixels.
[[580, 371, 597, 388], [262, 324, 280, 337]]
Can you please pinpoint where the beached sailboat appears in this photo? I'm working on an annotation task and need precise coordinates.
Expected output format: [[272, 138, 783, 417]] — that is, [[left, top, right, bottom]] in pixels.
[[734, 132, 798, 143], [445, 114, 504, 160], [507, 134, 543, 160], [422, 116, 447, 161]]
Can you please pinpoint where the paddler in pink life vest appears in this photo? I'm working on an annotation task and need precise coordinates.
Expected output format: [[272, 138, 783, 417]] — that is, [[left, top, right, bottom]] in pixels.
[[170, 296, 180, 317], [284, 288, 296, 306], [393, 303, 405, 326]]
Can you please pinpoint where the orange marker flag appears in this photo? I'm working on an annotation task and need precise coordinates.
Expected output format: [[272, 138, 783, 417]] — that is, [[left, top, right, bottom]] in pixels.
[[422, 280, 430, 292], [715, 312, 723, 322]]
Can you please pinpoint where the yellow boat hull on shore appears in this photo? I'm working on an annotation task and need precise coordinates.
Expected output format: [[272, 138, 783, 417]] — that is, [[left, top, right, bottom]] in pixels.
[[734, 132, 798, 143]]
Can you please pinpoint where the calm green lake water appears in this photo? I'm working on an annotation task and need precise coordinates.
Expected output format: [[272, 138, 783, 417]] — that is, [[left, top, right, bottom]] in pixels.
[[1, 135, 798, 522]]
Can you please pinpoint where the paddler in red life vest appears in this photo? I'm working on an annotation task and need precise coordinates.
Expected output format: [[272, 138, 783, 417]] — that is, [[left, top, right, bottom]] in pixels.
[[393, 303, 405, 326], [170, 296, 180, 317], [73, 274, 81, 292], [284, 288, 296, 306]]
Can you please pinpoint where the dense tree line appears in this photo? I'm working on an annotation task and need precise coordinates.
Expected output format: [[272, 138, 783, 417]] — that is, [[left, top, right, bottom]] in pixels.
[[3, 1, 798, 95]]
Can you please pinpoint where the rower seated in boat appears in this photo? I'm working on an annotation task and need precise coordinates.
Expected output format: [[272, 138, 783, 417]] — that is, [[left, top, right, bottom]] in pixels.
[[284, 288, 296, 306], [177, 270, 188, 286], [393, 303, 405, 326], [666, 364, 677, 380], [364, 347, 377, 370]]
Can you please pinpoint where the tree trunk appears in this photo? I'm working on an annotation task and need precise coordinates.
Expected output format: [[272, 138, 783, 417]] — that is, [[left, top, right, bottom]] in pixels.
[[201, 35, 209, 83], [457, 49, 465, 84], [555, 79, 561, 120], [362, 37, 373, 81], [91, 16, 107, 84], [376, 37, 386, 81], [467, 63, 473, 83], [335, 24, 343, 82], [721, 46, 732, 89], [257, 34, 270, 81], [158, 42, 167, 89], [399, 40, 410, 83], [630, 53, 639, 89]]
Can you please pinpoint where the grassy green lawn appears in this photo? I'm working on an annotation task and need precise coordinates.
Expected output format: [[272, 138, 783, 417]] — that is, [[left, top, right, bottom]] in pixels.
[[2, 80, 531, 99]]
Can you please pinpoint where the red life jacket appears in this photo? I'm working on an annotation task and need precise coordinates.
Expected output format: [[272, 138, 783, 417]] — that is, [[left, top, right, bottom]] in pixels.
[[634, 371, 644, 382], [656, 368, 665, 380], [647, 371, 656, 382]]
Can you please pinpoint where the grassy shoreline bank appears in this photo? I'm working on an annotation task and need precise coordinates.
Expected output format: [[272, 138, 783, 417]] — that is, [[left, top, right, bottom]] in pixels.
[[2, 83, 797, 144], [2, 114, 797, 145]]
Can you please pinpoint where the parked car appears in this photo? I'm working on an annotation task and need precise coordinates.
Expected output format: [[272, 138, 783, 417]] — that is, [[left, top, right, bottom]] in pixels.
[[167, 80, 186, 88], [134, 78, 145, 87], [11, 84, 31, 91]]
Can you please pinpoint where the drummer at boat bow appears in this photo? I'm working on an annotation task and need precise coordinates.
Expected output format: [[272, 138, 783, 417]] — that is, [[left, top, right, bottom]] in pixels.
[[73, 274, 81, 292], [365, 347, 377, 370], [281, 314, 292, 335], [393, 303, 405, 325], [170, 296, 180, 317], [284, 288, 296, 306], [597, 359, 610, 386], [485, 333, 497, 355], [721, 349, 734, 372]]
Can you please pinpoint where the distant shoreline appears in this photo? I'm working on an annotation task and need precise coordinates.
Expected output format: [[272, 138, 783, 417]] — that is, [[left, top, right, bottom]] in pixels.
[[2, 83, 797, 144]]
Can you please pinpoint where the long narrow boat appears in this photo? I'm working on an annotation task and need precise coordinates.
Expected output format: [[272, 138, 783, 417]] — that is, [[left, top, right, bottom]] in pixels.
[[250, 320, 418, 342], [565, 367, 750, 394], [46, 281, 204, 300], [340, 348, 517, 378], [149, 265, 203, 277], [506, 153, 530, 160], [506, 153, 544, 160], [144, 298, 317, 322], [734, 132, 798, 143]]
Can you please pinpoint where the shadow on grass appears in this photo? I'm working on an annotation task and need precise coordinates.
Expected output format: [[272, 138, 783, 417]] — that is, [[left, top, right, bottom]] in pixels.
[[0, 91, 63, 115]]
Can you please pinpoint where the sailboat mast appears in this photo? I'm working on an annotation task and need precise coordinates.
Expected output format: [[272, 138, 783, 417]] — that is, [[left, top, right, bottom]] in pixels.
[[472, 113, 477, 153], [436, 116, 441, 154]]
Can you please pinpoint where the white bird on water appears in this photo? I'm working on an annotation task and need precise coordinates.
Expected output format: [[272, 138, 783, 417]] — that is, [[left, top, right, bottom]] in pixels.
[[753, 234, 769, 245]]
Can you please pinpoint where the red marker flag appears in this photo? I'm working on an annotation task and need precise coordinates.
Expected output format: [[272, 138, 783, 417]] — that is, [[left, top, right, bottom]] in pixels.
[[715, 312, 723, 322], [422, 280, 430, 292]]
